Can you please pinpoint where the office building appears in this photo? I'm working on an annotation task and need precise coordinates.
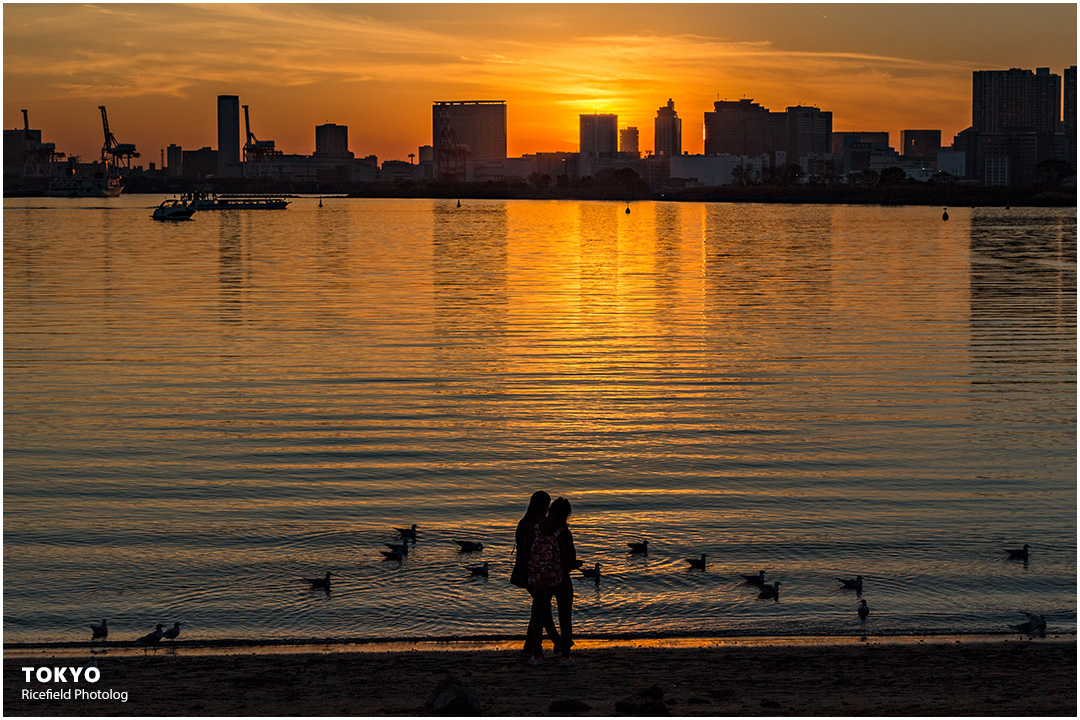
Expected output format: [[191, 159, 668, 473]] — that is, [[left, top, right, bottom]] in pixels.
[[620, 127, 639, 156], [1065, 65, 1077, 168], [786, 105, 832, 160], [217, 95, 240, 177], [166, 144, 183, 177], [654, 99, 682, 157], [315, 123, 351, 158], [901, 130, 941, 162], [704, 99, 786, 157]]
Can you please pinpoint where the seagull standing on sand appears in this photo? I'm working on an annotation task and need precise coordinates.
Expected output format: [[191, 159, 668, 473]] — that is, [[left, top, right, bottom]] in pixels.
[[395, 524, 419, 541], [454, 540, 484, 552], [740, 570, 767, 586], [135, 624, 165, 648], [467, 562, 490, 577], [858, 600, 870, 621], [627, 540, 649, 555], [758, 581, 781, 601], [581, 562, 601, 581], [163, 622, 181, 643], [303, 572, 338, 589], [90, 619, 108, 641], [686, 554, 707, 570], [1005, 544, 1030, 561]]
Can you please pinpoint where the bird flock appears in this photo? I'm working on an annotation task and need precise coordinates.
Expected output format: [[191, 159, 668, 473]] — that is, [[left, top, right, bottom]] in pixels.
[[91, 536, 1047, 647]]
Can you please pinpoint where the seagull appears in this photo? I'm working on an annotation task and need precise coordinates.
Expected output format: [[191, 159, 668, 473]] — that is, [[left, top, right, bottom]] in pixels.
[[1005, 544, 1030, 560], [303, 572, 338, 589], [627, 540, 649, 555], [858, 599, 870, 621], [838, 575, 864, 592], [385, 542, 409, 556], [90, 619, 108, 641], [581, 562, 601, 580], [395, 524, 419, 540], [686, 554, 707, 570], [454, 540, 484, 552], [381, 548, 405, 561], [467, 562, 489, 577], [135, 624, 165, 647], [1011, 612, 1046, 638], [163, 622, 181, 642], [758, 581, 781, 601], [740, 570, 767, 586]]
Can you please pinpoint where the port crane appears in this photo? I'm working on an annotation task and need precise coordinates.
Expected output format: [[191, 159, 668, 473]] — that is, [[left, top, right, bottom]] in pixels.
[[242, 104, 280, 164], [99, 105, 139, 168]]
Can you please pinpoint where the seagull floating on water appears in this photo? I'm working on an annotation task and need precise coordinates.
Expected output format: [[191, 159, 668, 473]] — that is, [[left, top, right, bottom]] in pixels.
[[385, 542, 409, 556], [90, 619, 108, 641], [858, 599, 870, 621], [395, 524, 419, 540], [381, 548, 405, 562], [758, 581, 781, 601], [627, 540, 649, 555], [467, 562, 490, 577], [740, 570, 767, 586], [838, 575, 864, 592], [581, 562, 601, 581], [1005, 544, 1030, 560], [686, 554, 707, 570], [303, 572, 338, 589], [454, 540, 484, 552], [163, 622, 181, 642], [135, 624, 165, 647]]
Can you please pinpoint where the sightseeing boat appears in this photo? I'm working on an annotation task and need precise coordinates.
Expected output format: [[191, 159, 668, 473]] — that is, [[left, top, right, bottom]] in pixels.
[[184, 191, 289, 210]]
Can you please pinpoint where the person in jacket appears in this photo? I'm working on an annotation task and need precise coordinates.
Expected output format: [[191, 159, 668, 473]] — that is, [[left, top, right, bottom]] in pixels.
[[512, 490, 560, 657]]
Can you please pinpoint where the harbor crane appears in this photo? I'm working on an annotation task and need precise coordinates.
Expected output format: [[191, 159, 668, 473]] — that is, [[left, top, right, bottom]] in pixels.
[[99, 105, 139, 168], [242, 104, 280, 164]]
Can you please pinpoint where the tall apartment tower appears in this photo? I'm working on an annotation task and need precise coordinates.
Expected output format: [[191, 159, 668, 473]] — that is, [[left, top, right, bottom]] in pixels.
[[620, 127, 640, 156], [166, 143, 183, 177], [315, 123, 350, 157], [1065, 66, 1077, 167], [580, 113, 619, 156], [654, 98, 682, 157], [431, 101, 507, 161], [972, 67, 1060, 133], [217, 95, 241, 177]]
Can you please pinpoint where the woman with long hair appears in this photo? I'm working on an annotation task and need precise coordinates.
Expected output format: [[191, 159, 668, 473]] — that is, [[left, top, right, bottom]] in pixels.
[[512, 490, 560, 657]]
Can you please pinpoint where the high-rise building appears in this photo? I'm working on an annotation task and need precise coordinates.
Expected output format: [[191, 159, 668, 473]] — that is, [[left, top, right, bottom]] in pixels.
[[620, 127, 639, 156], [1065, 65, 1077, 168], [785, 105, 832, 160], [580, 113, 619, 157], [166, 143, 183, 177], [217, 95, 240, 177], [972, 67, 1060, 134], [432, 101, 507, 161], [315, 123, 351, 158], [900, 130, 942, 161], [654, 99, 682, 157], [704, 99, 786, 157]]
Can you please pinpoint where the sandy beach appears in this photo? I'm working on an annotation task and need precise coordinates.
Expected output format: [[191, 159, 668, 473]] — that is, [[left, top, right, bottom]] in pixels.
[[4, 636, 1075, 716]]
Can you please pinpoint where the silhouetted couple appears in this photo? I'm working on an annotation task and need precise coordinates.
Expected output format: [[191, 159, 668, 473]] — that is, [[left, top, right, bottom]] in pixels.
[[511, 491, 580, 666]]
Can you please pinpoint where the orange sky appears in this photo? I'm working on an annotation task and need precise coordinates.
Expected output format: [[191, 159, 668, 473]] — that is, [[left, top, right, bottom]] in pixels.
[[4, 3, 1077, 164]]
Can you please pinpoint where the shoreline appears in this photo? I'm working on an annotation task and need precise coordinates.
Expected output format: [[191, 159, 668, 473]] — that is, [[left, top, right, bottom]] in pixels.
[[4, 637, 1074, 716]]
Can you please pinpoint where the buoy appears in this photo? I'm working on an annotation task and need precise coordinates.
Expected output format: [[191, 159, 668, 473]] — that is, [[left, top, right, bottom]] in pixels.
[[942, 207, 949, 221], [318, 197, 323, 208], [625, 203, 631, 214], [457, 199, 461, 208], [1005, 204, 1010, 210]]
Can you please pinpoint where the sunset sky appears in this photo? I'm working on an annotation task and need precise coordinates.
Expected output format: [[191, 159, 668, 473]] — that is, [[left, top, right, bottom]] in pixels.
[[4, 3, 1077, 164]]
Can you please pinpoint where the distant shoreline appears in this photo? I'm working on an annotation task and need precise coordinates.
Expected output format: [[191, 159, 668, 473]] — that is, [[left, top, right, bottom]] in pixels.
[[6, 185, 1076, 207]]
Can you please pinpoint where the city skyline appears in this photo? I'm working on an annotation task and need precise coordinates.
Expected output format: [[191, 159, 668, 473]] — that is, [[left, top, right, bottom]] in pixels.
[[4, 3, 1077, 163]]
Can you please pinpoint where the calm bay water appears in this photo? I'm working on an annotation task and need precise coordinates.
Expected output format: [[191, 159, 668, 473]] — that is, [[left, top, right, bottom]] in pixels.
[[4, 197, 1076, 644]]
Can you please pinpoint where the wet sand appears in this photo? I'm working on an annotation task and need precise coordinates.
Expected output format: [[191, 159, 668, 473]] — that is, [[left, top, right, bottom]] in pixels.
[[5, 637, 1075, 716]]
